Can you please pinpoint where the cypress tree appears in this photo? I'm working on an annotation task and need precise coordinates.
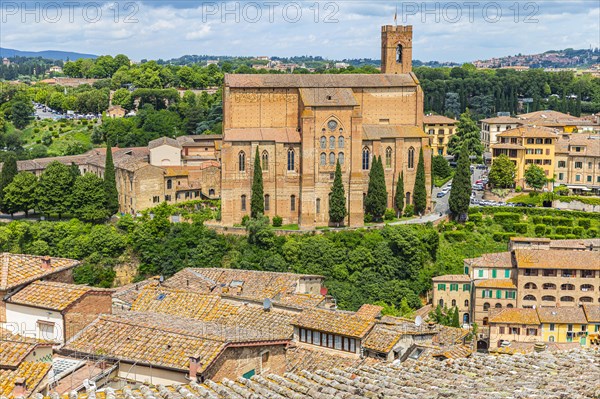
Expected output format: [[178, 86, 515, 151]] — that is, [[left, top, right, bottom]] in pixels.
[[69, 162, 81, 180], [329, 160, 347, 226], [394, 171, 404, 217], [412, 148, 427, 215], [104, 140, 119, 216], [448, 144, 471, 222], [452, 307, 460, 327], [250, 147, 264, 219], [365, 156, 387, 221], [0, 153, 18, 211]]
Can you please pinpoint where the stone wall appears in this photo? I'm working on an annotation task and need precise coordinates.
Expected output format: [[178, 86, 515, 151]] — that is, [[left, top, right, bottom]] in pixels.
[[204, 344, 287, 382], [553, 200, 600, 212], [63, 292, 112, 341]]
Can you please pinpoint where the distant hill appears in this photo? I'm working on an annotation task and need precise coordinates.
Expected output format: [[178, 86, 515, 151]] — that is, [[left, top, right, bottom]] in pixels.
[[0, 48, 97, 61]]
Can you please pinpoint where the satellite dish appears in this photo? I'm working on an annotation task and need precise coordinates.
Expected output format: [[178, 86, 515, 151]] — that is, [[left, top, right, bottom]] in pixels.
[[415, 315, 423, 327], [263, 298, 272, 311]]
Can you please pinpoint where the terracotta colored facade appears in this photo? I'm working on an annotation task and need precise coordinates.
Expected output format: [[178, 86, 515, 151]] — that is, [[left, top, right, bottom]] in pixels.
[[220, 26, 431, 229]]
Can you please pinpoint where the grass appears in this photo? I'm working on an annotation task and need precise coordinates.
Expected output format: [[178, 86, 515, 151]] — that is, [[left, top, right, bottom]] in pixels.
[[278, 224, 299, 230], [508, 193, 600, 207], [18, 119, 97, 157]]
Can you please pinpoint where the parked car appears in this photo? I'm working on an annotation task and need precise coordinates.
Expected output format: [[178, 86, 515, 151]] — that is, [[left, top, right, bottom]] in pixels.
[[437, 192, 446, 198]]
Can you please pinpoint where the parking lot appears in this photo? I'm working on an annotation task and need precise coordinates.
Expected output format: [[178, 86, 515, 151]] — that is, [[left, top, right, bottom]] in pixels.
[[33, 102, 101, 121]]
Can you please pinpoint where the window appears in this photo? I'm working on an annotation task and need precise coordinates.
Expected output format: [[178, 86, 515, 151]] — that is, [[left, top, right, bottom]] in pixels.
[[338, 136, 344, 148], [329, 136, 335, 149], [581, 284, 594, 292], [495, 303, 502, 308], [362, 147, 370, 170], [166, 179, 172, 190], [338, 152, 344, 166], [209, 189, 215, 196], [558, 161, 566, 168], [478, 270, 484, 278], [535, 138, 543, 144], [385, 147, 393, 168], [241, 195, 247, 211], [405, 192, 411, 205], [261, 351, 270, 371], [320, 152, 326, 166], [575, 162, 583, 169], [499, 327, 505, 334], [320, 136, 327, 149], [463, 284, 470, 291], [451, 299, 456, 307], [264, 194, 270, 211], [523, 295, 536, 301], [492, 269, 497, 278], [560, 296, 574, 302], [262, 150, 269, 171], [439, 299, 444, 306], [561, 284, 575, 291], [438, 284, 446, 291], [152, 196, 160, 203], [329, 152, 335, 165], [164, 195, 171, 201], [496, 290, 502, 299], [576, 175, 581, 182], [396, 44, 403, 63], [558, 173, 564, 180], [290, 195, 296, 211], [510, 327, 521, 335], [524, 282, 537, 289], [504, 270, 510, 278], [483, 303, 490, 311], [287, 148, 295, 171], [587, 176, 592, 182], [527, 138, 534, 144], [580, 296, 593, 303], [316, 198, 321, 214], [407, 147, 415, 169], [507, 304, 514, 308], [464, 299, 469, 307], [37, 321, 55, 340], [450, 284, 458, 291], [542, 295, 556, 301], [238, 151, 246, 172]]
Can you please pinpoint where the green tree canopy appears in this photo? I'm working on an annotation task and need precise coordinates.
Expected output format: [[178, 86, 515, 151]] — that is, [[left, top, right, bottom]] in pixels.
[[0, 152, 18, 211], [488, 154, 516, 188], [365, 156, 387, 221], [448, 109, 483, 157], [104, 141, 119, 216], [394, 172, 404, 217], [329, 161, 347, 226], [72, 173, 110, 222], [36, 161, 74, 218], [432, 155, 452, 179], [524, 164, 548, 191], [413, 148, 428, 215], [2, 171, 37, 216], [250, 147, 264, 219], [448, 144, 471, 221], [10, 99, 34, 130]]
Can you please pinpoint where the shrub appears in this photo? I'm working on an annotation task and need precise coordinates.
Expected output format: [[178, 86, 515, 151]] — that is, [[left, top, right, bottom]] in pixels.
[[469, 213, 483, 224], [565, 234, 577, 239], [548, 234, 566, 240], [52, 131, 59, 138], [554, 217, 573, 227], [82, 120, 88, 125], [364, 213, 373, 223], [445, 231, 466, 243], [542, 216, 554, 225], [49, 127, 54, 131], [587, 228, 599, 238], [534, 224, 547, 236], [33, 128, 40, 133], [493, 232, 516, 242], [241, 215, 250, 226], [546, 226, 553, 235], [494, 212, 520, 230], [272, 215, 283, 227], [578, 219, 592, 229], [464, 222, 475, 232], [556, 226, 572, 235], [514, 223, 528, 234], [515, 186, 522, 193], [384, 208, 396, 221], [572, 226, 584, 237], [403, 204, 415, 217], [531, 216, 542, 224]]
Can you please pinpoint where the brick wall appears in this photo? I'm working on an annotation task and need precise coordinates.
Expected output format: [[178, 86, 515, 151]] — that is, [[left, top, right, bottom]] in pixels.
[[204, 344, 287, 382], [63, 292, 112, 341]]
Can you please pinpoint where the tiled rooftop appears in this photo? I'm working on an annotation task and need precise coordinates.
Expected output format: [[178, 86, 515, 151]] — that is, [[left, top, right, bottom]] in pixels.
[[8, 281, 105, 311], [0, 361, 51, 398], [432, 274, 471, 282], [488, 308, 540, 325], [0, 254, 79, 291], [0, 341, 37, 369], [293, 308, 377, 339], [536, 306, 588, 324], [423, 114, 456, 124], [583, 305, 600, 323], [515, 249, 600, 270], [474, 279, 517, 289], [464, 251, 513, 268], [285, 345, 377, 373]]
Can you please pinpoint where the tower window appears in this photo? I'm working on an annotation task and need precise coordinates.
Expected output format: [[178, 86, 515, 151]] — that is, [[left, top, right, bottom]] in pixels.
[[396, 44, 403, 63]]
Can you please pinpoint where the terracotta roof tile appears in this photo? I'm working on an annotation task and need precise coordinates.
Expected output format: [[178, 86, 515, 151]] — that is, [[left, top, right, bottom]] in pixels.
[[293, 308, 376, 339], [496, 126, 559, 138], [285, 345, 377, 373], [537, 306, 587, 324], [432, 274, 471, 282], [0, 361, 51, 397], [474, 279, 517, 289], [0, 254, 79, 291], [464, 252, 513, 268], [0, 341, 37, 369], [8, 281, 108, 311], [224, 74, 418, 88], [423, 115, 457, 125], [583, 305, 600, 323], [515, 249, 600, 270], [480, 116, 521, 124], [488, 308, 540, 325]]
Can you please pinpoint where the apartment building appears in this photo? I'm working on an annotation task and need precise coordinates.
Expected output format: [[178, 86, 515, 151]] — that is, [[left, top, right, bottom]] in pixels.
[[554, 134, 600, 195], [480, 115, 521, 150], [431, 275, 471, 324], [423, 114, 457, 156]]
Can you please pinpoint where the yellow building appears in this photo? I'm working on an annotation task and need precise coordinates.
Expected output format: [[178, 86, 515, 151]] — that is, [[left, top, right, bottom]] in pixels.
[[423, 115, 456, 157], [538, 307, 589, 346], [491, 126, 559, 189], [431, 275, 472, 325], [488, 308, 540, 349], [583, 305, 600, 346]]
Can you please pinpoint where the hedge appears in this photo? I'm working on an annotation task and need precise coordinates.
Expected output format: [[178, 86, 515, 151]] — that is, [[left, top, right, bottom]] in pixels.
[[588, 228, 599, 238], [554, 217, 573, 227], [572, 226, 584, 237], [469, 213, 483, 224], [532, 216, 542, 224], [444, 231, 467, 243], [493, 232, 517, 242], [534, 224, 547, 236], [514, 223, 528, 234], [578, 219, 592, 229], [468, 206, 600, 221], [548, 234, 566, 240], [542, 216, 554, 225], [555, 226, 572, 235]]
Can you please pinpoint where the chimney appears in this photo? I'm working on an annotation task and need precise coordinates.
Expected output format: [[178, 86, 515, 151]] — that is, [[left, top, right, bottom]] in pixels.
[[41, 256, 51, 270], [12, 377, 27, 397], [189, 357, 199, 381]]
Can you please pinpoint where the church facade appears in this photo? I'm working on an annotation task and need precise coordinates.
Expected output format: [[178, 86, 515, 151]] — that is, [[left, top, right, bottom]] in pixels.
[[221, 25, 432, 229]]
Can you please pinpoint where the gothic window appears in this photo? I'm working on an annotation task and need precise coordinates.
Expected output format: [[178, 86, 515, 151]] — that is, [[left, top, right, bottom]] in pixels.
[[362, 147, 370, 170], [320, 152, 326, 166], [405, 192, 411, 205], [264, 194, 270, 211], [261, 150, 269, 171], [407, 147, 415, 169], [290, 195, 296, 211], [338, 152, 344, 166], [385, 147, 392, 168], [329, 152, 335, 165], [396, 44, 403, 63], [238, 151, 246, 172], [338, 136, 344, 148], [287, 148, 295, 171], [316, 198, 321, 213], [241, 195, 247, 211], [320, 136, 327, 149], [166, 179, 172, 190], [329, 136, 335, 149]]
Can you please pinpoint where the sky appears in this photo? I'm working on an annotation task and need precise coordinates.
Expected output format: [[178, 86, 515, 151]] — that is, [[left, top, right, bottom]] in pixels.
[[1, 1, 599, 62]]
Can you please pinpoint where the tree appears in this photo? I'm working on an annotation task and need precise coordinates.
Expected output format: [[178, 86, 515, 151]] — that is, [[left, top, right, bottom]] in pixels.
[[448, 109, 483, 158], [448, 144, 471, 222], [524, 164, 547, 191], [444, 92, 460, 118], [329, 161, 347, 226], [0, 153, 18, 211], [250, 147, 264, 218], [36, 161, 73, 218], [70, 162, 81, 180], [2, 172, 37, 216], [413, 148, 427, 215], [72, 173, 109, 222], [432, 155, 452, 179], [488, 154, 516, 188], [104, 141, 119, 216], [451, 306, 460, 327], [10, 99, 34, 129], [364, 156, 387, 221], [394, 172, 404, 217]]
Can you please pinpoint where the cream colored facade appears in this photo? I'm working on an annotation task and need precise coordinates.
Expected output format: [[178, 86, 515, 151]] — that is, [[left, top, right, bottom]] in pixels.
[[423, 115, 456, 156], [431, 275, 471, 325], [480, 116, 521, 151], [555, 135, 600, 194], [220, 25, 432, 229]]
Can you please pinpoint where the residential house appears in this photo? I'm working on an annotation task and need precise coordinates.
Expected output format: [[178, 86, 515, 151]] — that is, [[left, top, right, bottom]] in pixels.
[[480, 115, 521, 151], [423, 114, 456, 156], [538, 307, 589, 346], [106, 105, 126, 118], [554, 134, 600, 194], [473, 279, 517, 326], [431, 275, 472, 324], [488, 308, 540, 348]]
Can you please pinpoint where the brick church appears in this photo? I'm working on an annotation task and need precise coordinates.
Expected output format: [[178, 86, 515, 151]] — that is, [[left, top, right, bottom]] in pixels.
[[221, 25, 432, 229]]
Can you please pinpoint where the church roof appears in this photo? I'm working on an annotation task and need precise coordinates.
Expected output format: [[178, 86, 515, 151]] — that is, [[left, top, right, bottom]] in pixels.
[[362, 125, 426, 140], [224, 73, 418, 88], [299, 88, 358, 107]]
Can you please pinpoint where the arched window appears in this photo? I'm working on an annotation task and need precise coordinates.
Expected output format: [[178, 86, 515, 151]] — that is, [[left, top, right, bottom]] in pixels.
[[549, 336, 555, 342], [338, 136, 344, 148], [338, 152, 344, 166], [264, 194, 270, 211], [290, 195, 296, 211], [407, 147, 415, 169], [287, 148, 295, 171], [483, 303, 490, 311], [451, 299, 456, 307], [523, 295, 536, 301], [580, 296, 593, 303], [438, 299, 444, 307], [329, 152, 335, 166], [542, 295, 556, 301], [316, 198, 321, 214], [561, 284, 575, 291], [385, 147, 393, 168], [495, 303, 502, 309], [581, 284, 594, 292], [483, 317, 489, 326], [261, 150, 269, 171], [166, 179, 172, 190], [396, 44, 403, 63], [438, 129, 444, 135], [405, 192, 411, 205], [507, 304, 514, 308], [560, 296, 574, 302], [464, 299, 469, 307], [208, 188, 215, 196], [362, 147, 370, 170], [329, 136, 335, 149], [241, 195, 247, 211], [320, 136, 326, 149], [524, 282, 537, 289], [320, 152, 326, 166], [543, 283, 556, 290], [238, 151, 246, 172]]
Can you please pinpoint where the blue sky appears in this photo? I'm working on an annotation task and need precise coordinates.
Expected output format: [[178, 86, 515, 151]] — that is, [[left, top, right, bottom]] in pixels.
[[1, 1, 599, 62]]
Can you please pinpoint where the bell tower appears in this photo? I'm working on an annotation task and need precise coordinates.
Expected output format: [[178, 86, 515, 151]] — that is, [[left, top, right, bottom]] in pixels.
[[381, 25, 413, 74]]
